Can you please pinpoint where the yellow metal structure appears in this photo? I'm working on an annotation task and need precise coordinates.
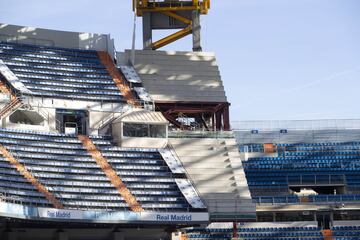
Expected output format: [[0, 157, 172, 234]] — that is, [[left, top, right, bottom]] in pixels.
[[134, 0, 210, 16], [133, 0, 210, 50]]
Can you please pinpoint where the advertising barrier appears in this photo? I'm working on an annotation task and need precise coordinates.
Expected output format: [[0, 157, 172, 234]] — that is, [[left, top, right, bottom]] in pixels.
[[0, 202, 209, 224]]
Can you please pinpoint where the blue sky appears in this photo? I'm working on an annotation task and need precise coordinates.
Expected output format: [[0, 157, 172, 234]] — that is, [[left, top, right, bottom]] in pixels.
[[1, 0, 359, 122]]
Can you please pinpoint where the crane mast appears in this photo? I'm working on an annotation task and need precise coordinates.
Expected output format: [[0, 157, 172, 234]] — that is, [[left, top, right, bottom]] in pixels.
[[133, 0, 210, 51]]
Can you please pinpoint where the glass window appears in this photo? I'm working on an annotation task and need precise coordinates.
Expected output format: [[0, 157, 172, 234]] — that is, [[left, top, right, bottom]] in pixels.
[[150, 125, 166, 138], [123, 123, 166, 138], [123, 123, 149, 137]]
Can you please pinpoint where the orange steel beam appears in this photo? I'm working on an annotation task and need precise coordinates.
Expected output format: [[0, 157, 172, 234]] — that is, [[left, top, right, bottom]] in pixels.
[[78, 135, 144, 212], [97, 51, 140, 107], [151, 26, 192, 50], [0, 145, 64, 209]]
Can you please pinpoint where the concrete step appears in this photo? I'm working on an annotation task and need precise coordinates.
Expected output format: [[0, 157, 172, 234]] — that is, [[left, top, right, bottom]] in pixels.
[[170, 138, 226, 145], [143, 84, 225, 93], [175, 156, 230, 162], [132, 50, 216, 60], [187, 170, 236, 178], [146, 89, 226, 97], [174, 149, 228, 157], [170, 136, 255, 216], [135, 63, 219, 73], [182, 162, 232, 169], [139, 69, 221, 77], [196, 185, 239, 193]]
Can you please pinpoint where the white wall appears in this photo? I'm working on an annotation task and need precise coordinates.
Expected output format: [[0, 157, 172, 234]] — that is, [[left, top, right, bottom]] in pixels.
[[21, 97, 129, 135], [0, 23, 115, 58], [117, 50, 228, 103]]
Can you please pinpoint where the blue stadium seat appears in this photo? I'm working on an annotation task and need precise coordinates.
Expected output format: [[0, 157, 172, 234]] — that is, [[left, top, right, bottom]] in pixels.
[[0, 42, 126, 102], [240, 141, 360, 203], [0, 128, 197, 212]]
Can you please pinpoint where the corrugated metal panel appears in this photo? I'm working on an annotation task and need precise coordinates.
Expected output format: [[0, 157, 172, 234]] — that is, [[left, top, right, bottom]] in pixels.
[[115, 109, 168, 124]]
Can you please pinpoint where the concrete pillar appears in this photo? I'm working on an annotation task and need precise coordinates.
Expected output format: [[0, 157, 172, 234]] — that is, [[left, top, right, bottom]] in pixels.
[[4, 231, 17, 240], [142, 12, 152, 50], [112, 231, 125, 240], [192, 10, 202, 52], [56, 231, 68, 240]]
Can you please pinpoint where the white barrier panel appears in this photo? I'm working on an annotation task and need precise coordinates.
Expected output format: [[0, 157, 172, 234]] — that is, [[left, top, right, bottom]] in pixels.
[[175, 179, 206, 209], [140, 212, 208, 222], [0, 59, 32, 94], [38, 208, 83, 219], [119, 65, 142, 83], [0, 202, 209, 223], [158, 148, 185, 174]]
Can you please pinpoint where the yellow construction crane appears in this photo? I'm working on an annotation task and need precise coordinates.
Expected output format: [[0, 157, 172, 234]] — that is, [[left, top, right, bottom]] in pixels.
[[132, 0, 211, 51]]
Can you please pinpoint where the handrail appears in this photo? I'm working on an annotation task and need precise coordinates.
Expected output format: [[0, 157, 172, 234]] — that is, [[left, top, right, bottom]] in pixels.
[[233, 119, 360, 131], [166, 143, 207, 208], [169, 130, 234, 139], [254, 194, 360, 206]]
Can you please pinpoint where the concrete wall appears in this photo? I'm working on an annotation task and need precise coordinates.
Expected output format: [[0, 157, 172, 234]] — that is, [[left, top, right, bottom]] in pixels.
[[169, 137, 255, 221], [0, 227, 168, 240], [118, 50, 228, 103], [0, 23, 115, 58], [11, 96, 129, 135]]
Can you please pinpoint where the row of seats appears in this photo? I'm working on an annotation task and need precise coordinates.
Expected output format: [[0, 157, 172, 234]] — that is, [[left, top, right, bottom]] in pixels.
[[0, 127, 199, 212], [185, 225, 360, 240], [185, 226, 323, 240], [0, 41, 126, 102], [332, 225, 360, 239], [241, 141, 360, 198], [277, 142, 360, 147]]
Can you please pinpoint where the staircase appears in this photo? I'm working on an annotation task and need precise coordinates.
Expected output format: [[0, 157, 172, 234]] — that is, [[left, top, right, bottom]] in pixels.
[[322, 229, 333, 240], [0, 97, 22, 118], [78, 135, 143, 212], [169, 136, 256, 221], [0, 81, 23, 118], [97, 51, 140, 107], [0, 144, 64, 209]]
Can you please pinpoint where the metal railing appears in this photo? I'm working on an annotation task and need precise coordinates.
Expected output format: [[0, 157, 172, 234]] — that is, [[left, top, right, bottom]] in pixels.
[[205, 198, 255, 214], [232, 119, 360, 131], [287, 174, 346, 186], [255, 194, 360, 206], [169, 130, 235, 139]]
